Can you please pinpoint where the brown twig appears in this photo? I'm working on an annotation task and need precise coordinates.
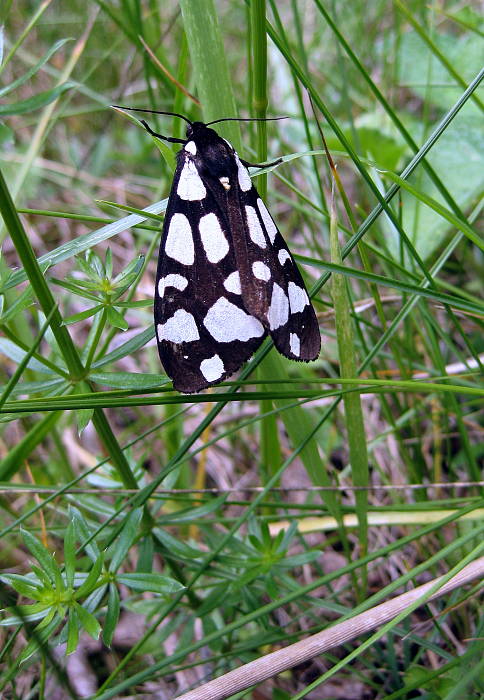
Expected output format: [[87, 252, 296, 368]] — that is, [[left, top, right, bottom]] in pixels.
[[177, 557, 484, 699]]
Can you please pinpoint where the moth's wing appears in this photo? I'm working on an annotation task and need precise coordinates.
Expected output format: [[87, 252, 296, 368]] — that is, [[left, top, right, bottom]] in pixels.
[[154, 153, 267, 393], [219, 154, 321, 362]]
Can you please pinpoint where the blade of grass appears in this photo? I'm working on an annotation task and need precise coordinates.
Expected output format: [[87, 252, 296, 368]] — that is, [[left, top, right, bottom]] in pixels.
[[329, 190, 368, 595], [179, 0, 240, 148], [383, 170, 484, 252]]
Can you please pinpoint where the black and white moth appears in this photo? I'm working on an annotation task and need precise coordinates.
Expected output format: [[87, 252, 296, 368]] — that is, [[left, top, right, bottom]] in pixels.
[[121, 108, 321, 393]]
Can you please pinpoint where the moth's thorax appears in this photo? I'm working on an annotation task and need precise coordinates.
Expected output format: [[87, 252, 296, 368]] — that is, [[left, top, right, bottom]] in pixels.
[[183, 123, 236, 179]]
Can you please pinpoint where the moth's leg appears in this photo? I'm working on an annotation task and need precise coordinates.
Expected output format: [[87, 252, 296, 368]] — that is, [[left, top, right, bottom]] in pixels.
[[141, 120, 186, 144], [240, 156, 283, 170]]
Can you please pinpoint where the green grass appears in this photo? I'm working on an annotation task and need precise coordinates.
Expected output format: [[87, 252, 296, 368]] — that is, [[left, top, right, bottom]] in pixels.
[[0, 1, 483, 698]]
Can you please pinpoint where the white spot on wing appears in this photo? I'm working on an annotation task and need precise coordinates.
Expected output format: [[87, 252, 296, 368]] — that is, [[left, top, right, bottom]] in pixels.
[[290, 333, 300, 357], [185, 141, 197, 155], [288, 282, 309, 314], [199, 213, 229, 263], [158, 274, 188, 298], [236, 155, 252, 192], [200, 354, 224, 382], [204, 297, 264, 342], [219, 176, 231, 191], [177, 160, 206, 200], [278, 249, 291, 266], [157, 309, 200, 344], [267, 283, 289, 330], [223, 271, 241, 294], [252, 261, 271, 281], [165, 213, 194, 265], [245, 206, 266, 248], [257, 198, 277, 244]]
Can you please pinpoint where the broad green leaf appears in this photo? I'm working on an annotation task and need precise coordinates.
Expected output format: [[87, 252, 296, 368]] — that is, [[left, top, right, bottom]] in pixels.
[[384, 116, 484, 260], [397, 31, 483, 113], [384, 170, 483, 253]]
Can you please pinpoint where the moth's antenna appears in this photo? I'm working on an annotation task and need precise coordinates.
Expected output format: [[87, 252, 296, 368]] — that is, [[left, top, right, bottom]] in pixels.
[[206, 116, 288, 126], [111, 105, 192, 125]]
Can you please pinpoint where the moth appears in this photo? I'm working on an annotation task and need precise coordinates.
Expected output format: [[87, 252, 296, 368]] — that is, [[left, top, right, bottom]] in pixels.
[[117, 108, 320, 393]]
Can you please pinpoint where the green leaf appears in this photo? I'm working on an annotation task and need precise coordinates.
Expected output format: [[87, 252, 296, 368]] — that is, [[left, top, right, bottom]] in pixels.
[[158, 495, 227, 524], [21, 529, 61, 585], [136, 536, 154, 573], [115, 573, 184, 595], [111, 255, 145, 296], [66, 607, 79, 655], [70, 507, 100, 561], [105, 247, 113, 277], [63, 305, 102, 325], [102, 583, 120, 647], [0, 282, 34, 323], [89, 371, 166, 389], [17, 614, 61, 664], [152, 528, 203, 560], [114, 299, 151, 308], [0, 39, 73, 98], [108, 508, 143, 572], [0, 574, 41, 599], [105, 305, 128, 330], [74, 554, 104, 599], [51, 277, 102, 300], [0, 378, 66, 398], [0, 602, 51, 626], [74, 601, 101, 640], [281, 551, 320, 568], [90, 327, 155, 369], [77, 407, 94, 436], [0, 82, 75, 116], [63, 521, 76, 589], [0, 339, 58, 374]]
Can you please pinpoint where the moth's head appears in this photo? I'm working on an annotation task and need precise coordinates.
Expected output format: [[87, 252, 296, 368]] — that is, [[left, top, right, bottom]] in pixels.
[[186, 121, 220, 144]]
